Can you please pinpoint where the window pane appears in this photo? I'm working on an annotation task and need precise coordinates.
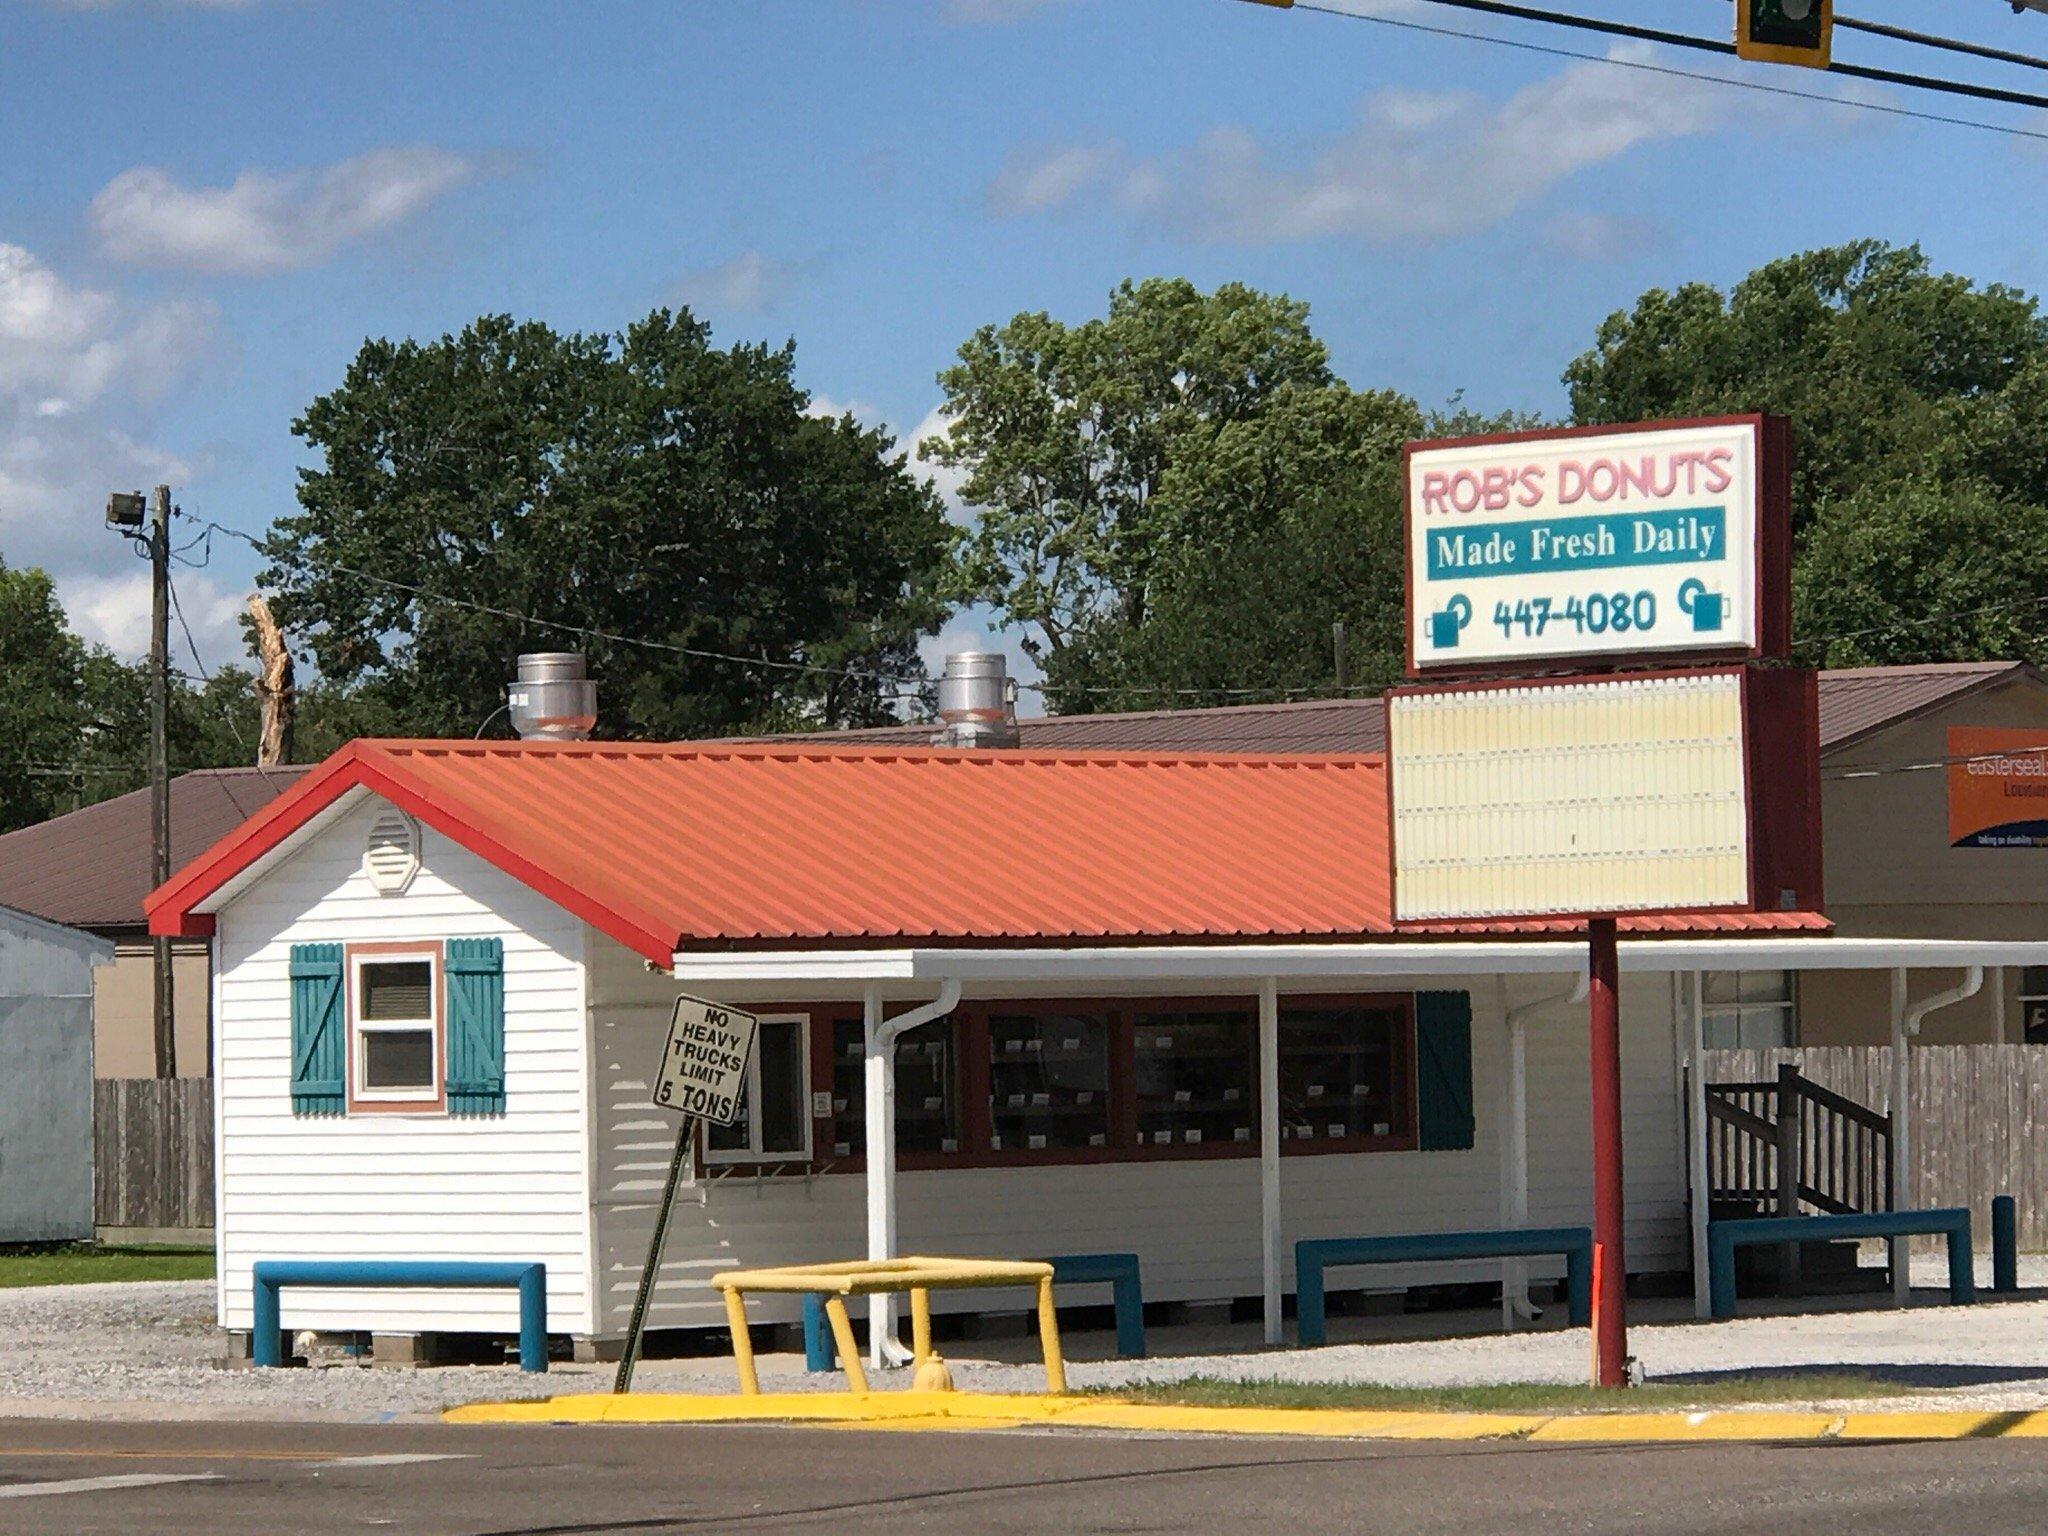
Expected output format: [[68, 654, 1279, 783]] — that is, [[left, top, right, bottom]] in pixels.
[[2025, 999, 2048, 1045], [1132, 1010, 1254, 1149], [1736, 971, 1793, 1005], [1278, 1006, 1407, 1142], [757, 1019, 808, 1155], [988, 1012, 1110, 1151], [707, 1107, 747, 1153], [2023, 967, 2048, 999], [829, 1020, 961, 1157], [1701, 1012, 1741, 1051], [362, 1028, 434, 1090], [1735, 1006, 1793, 1051], [361, 961, 432, 1021], [1701, 971, 1742, 1006]]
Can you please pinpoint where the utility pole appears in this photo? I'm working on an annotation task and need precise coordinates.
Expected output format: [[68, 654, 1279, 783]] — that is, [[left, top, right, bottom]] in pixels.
[[148, 485, 175, 1080]]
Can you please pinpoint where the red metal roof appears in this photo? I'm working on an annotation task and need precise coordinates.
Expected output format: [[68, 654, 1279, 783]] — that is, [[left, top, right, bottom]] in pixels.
[[146, 739, 1827, 965]]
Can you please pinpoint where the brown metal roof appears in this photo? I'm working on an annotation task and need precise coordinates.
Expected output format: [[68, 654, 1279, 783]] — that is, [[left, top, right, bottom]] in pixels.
[[796, 661, 2040, 759], [0, 767, 311, 933]]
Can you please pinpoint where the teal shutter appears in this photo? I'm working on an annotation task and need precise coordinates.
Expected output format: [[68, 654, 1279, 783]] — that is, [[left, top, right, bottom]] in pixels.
[[288, 943, 346, 1115], [1415, 990, 1474, 1152], [445, 937, 506, 1117]]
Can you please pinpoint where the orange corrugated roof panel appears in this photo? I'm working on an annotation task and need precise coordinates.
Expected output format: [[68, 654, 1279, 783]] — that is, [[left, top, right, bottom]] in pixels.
[[146, 739, 1826, 964]]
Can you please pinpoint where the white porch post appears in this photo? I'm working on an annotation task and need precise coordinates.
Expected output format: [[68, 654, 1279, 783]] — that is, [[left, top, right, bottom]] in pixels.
[[1499, 981, 1530, 1330], [1259, 977, 1282, 1346], [863, 982, 896, 1366], [1889, 967, 1910, 1307], [1686, 971, 1712, 1320], [1994, 966, 2009, 1043]]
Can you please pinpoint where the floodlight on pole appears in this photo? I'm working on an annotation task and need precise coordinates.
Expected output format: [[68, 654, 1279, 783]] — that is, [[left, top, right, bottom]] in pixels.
[[105, 491, 146, 531]]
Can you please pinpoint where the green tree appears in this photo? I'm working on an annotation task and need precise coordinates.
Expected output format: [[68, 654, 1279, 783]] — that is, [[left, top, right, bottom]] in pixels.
[[0, 559, 98, 830], [1796, 478, 2048, 668], [262, 310, 954, 739], [927, 278, 1334, 671], [1564, 241, 2048, 529], [1050, 383, 1424, 709]]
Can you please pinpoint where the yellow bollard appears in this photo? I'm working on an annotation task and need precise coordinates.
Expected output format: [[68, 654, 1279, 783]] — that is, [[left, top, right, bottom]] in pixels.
[[721, 1286, 759, 1396], [910, 1286, 933, 1368], [824, 1295, 870, 1394], [1035, 1274, 1067, 1394]]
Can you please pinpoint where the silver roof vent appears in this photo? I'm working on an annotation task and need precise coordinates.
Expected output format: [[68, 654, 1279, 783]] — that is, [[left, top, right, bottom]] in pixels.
[[934, 651, 1019, 749], [507, 652, 597, 741]]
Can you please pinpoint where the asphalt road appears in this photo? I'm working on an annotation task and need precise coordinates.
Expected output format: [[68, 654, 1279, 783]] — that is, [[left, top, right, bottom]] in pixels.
[[1, 1416, 2046, 1535]]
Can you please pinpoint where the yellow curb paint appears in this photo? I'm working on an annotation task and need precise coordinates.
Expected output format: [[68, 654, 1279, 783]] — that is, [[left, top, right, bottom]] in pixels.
[[441, 1394, 2048, 1445]]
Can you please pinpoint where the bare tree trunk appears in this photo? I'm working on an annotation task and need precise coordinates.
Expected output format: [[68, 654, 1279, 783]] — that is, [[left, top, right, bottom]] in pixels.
[[248, 593, 295, 767]]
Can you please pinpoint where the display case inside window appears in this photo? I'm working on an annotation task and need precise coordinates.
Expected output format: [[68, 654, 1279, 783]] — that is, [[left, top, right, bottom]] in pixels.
[[829, 1018, 960, 1158], [707, 1015, 811, 1162], [1277, 1003, 1409, 1145], [1131, 1008, 1255, 1150], [986, 1011, 1111, 1152]]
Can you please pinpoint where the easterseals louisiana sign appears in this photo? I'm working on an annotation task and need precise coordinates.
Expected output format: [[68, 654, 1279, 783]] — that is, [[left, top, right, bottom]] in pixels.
[[1404, 416, 1790, 673], [651, 995, 759, 1126], [1948, 727, 2048, 849]]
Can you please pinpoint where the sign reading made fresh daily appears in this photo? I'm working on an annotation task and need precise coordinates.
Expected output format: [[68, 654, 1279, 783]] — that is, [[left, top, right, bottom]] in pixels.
[[1404, 417, 1784, 673]]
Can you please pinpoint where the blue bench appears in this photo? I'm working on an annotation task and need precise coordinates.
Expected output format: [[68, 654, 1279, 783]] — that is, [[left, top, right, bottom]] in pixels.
[[1295, 1227, 1593, 1346], [802, 1251, 1145, 1370], [251, 1260, 549, 1373], [1708, 1209, 1973, 1319]]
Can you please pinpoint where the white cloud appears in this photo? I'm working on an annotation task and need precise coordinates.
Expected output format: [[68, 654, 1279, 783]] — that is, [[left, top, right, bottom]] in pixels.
[[986, 145, 1109, 216], [903, 402, 972, 524], [676, 250, 795, 316], [88, 146, 485, 276], [61, 564, 246, 665], [999, 44, 1731, 247], [1539, 211, 1666, 262], [804, 392, 882, 423], [0, 243, 227, 663]]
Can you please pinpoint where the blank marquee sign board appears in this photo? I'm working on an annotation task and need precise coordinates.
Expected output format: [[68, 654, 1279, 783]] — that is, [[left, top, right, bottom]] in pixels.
[[615, 996, 760, 1393], [1387, 414, 1816, 1390]]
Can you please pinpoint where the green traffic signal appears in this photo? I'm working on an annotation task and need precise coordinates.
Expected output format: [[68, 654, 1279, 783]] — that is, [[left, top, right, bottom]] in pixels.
[[1737, 0, 1831, 68]]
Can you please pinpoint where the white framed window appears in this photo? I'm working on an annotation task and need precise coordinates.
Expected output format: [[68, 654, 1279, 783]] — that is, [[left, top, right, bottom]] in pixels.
[[705, 1014, 811, 1163], [349, 949, 442, 1109], [1701, 970, 1795, 1050]]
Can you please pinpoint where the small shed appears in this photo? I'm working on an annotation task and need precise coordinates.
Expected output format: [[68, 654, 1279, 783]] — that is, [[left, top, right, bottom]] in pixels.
[[0, 904, 112, 1241]]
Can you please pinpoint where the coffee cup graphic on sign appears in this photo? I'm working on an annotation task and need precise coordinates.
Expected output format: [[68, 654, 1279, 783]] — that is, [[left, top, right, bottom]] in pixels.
[[1429, 594, 1473, 650], [1678, 578, 1725, 634]]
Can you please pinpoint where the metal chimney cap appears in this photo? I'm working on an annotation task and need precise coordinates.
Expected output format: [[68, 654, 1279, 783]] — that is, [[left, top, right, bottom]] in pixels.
[[935, 650, 1019, 749], [508, 650, 598, 741]]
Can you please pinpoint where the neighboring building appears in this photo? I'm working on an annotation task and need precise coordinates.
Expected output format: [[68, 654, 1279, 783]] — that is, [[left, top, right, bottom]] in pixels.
[[0, 767, 309, 1077], [798, 661, 2048, 1050], [0, 904, 112, 1241]]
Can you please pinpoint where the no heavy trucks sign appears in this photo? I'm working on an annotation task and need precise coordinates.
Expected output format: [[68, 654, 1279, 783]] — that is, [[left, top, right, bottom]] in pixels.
[[652, 996, 758, 1127]]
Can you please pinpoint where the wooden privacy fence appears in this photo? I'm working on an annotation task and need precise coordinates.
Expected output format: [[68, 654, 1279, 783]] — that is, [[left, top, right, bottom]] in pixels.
[[93, 1078, 214, 1235], [1704, 1046, 2048, 1253]]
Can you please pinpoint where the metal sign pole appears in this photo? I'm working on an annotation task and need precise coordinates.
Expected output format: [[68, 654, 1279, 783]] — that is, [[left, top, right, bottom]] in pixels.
[[613, 1116, 695, 1394]]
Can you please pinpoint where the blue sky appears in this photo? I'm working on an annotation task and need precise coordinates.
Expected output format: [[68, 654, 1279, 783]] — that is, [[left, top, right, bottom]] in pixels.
[[4, 0, 2045, 704]]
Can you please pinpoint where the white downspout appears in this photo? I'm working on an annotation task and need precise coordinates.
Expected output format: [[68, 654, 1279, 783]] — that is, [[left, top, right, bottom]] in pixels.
[[1889, 966, 1981, 1307], [864, 977, 962, 1369], [1499, 972, 1587, 1330]]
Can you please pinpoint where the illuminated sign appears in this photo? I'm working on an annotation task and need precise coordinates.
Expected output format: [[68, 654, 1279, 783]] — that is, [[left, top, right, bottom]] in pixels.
[[1404, 417, 1787, 674]]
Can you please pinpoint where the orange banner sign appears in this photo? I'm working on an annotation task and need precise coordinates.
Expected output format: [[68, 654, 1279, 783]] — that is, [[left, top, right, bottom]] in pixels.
[[1947, 727, 2048, 849]]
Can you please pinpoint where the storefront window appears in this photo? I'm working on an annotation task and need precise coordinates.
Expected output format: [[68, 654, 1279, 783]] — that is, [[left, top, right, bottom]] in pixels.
[[828, 1018, 960, 1157], [708, 1015, 811, 1161], [1132, 1008, 1256, 1149], [1277, 1003, 1409, 1144], [987, 1011, 1111, 1152], [1701, 971, 1795, 1050]]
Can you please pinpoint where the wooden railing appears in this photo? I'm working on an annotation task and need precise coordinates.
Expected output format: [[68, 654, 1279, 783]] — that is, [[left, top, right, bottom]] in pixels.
[[1706, 1063, 1890, 1221]]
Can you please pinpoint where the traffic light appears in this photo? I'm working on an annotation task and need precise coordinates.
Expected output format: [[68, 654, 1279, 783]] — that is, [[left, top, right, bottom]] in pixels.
[[1736, 0, 1832, 69]]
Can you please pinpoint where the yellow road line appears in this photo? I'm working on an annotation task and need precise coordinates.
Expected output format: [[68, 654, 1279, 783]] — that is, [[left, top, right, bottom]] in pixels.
[[444, 1392, 2048, 1444]]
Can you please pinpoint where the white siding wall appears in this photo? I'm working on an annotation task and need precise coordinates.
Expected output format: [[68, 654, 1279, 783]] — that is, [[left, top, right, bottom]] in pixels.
[[213, 797, 595, 1337], [587, 937, 1687, 1336]]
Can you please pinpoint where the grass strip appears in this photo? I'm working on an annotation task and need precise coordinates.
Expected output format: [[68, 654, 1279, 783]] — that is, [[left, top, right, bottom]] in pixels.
[[0, 1243, 214, 1288]]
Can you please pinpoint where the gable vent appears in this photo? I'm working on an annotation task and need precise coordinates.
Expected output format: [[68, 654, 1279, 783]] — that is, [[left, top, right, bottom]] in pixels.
[[363, 811, 421, 895]]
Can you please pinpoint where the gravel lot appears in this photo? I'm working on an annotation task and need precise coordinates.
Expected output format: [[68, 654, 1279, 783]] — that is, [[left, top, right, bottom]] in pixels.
[[6, 1260, 2047, 1421]]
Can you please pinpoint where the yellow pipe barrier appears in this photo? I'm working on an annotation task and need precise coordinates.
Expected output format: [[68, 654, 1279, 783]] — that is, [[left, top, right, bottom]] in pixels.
[[711, 1257, 1064, 1396]]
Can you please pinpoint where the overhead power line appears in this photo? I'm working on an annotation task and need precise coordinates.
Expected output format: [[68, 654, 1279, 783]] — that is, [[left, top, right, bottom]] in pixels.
[[1288, 0, 2048, 142]]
